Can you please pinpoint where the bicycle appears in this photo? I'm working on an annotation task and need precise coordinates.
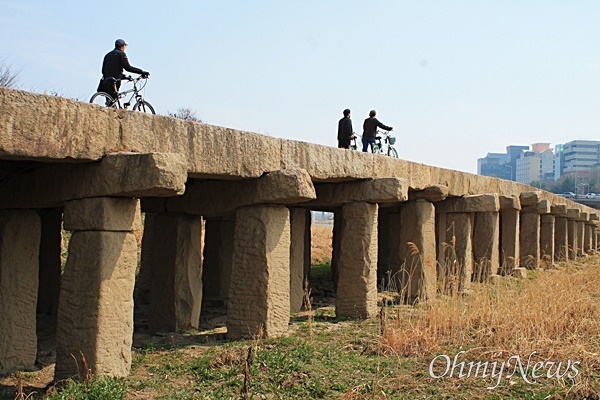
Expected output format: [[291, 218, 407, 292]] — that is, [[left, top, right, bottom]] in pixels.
[[356, 130, 398, 157], [90, 75, 155, 114]]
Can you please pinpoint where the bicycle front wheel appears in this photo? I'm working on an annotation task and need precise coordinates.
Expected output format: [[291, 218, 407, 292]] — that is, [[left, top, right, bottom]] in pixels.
[[90, 92, 117, 108], [133, 100, 156, 114], [387, 147, 398, 158]]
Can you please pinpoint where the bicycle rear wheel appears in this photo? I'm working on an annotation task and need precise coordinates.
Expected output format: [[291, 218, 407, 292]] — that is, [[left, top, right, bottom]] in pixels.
[[90, 92, 117, 108], [387, 146, 398, 158], [133, 100, 156, 114]]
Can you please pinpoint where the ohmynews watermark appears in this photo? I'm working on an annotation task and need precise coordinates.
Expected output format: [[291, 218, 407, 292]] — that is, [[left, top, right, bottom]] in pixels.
[[428, 351, 580, 390]]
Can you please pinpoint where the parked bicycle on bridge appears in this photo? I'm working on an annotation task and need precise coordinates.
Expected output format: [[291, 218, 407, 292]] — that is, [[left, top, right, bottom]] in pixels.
[[90, 74, 155, 114]]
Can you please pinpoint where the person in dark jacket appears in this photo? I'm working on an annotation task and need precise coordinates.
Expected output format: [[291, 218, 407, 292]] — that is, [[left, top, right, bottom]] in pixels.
[[362, 110, 392, 152], [337, 108, 355, 149], [97, 39, 149, 101]]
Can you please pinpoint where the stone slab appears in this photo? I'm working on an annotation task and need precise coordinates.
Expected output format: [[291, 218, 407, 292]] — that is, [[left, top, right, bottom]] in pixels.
[[0, 152, 187, 209], [436, 193, 500, 213], [499, 195, 521, 210], [310, 178, 408, 207], [520, 191, 542, 206], [409, 185, 449, 202], [64, 198, 141, 232]]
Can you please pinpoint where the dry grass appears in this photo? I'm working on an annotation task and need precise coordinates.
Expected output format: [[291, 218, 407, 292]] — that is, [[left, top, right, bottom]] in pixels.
[[380, 258, 600, 397], [311, 224, 333, 264]]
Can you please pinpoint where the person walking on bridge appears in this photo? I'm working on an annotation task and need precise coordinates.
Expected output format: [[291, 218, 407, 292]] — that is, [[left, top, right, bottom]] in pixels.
[[362, 110, 393, 152], [97, 39, 150, 101], [337, 108, 355, 149]]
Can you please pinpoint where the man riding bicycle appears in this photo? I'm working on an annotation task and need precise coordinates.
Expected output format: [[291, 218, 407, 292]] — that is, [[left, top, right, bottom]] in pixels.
[[97, 39, 150, 101]]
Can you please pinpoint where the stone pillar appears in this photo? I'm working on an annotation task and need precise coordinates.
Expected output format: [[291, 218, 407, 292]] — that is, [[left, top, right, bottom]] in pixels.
[[37, 208, 62, 315], [303, 210, 311, 281], [584, 224, 594, 254], [444, 213, 473, 293], [520, 212, 540, 269], [499, 209, 520, 274], [554, 217, 568, 261], [540, 214, 555, 268], [336, 202, 378, 319], [55, 198, 140, 380], [227, 205, 291, 338], [289, 208, 307, 313], [148, 212, 203, 332], [393, 200, 437, 302], [135, 212, 155, 305], [472, 211, 500, 281], [568, 219, 578, 260], [576, 221, 585, 257], [0, 210, 41, 375]]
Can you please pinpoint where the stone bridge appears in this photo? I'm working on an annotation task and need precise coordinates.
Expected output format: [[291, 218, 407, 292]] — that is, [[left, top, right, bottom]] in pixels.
[[1, 87, 599, 380]]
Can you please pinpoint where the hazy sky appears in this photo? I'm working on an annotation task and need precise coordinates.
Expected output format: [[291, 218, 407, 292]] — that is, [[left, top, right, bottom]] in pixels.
[[2, 1, 600, 173]]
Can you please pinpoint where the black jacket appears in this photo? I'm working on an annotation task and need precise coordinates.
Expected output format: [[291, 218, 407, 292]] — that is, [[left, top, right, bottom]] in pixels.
[[363, 117, 392, 138], [337, 117, 353, 141], [102, 48, 143, 79]]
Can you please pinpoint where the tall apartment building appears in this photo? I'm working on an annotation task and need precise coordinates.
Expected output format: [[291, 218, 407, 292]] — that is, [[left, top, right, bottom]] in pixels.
[[557, 140, 600, 178], [515, 143, 554, 184]]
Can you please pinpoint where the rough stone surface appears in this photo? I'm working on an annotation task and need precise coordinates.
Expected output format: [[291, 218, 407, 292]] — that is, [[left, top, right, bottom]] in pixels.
[[0, 152, 187, 209], [576, 222, 586, 256], [393, 200, 437, 302], [409, 185, 449, 202], [289, 208, 307, 313], [540, 214, 555, 268], [568, 220, 578, 260], [520, 191, 542, 206], [520, 212, 540, 269], [135, 213, 155, 302], [310, 178, 408, 207], [437, 194, 500, 213], [584, 224, 594, 253], [336, 202, 378, 319], [0, 210, 41, 374], [444, 213, 473, 293], [37, 208, 62, 315], [148, 213, 202, 332], [64, 198, 141, 231], [499, 195, 521, 210], [554, 216, 568, 261], [55, 231, 137, 380], [472, 212, 500, 281], [499, 209, 520, 274], [167, 168, 316, 216], [567, 209, 581, 219], [578, 212, 590, 222], [227, 205, 291, 338], [551, 204, 567, 215]]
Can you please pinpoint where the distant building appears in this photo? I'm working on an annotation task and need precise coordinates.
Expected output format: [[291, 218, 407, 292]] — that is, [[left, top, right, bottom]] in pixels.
[[515, 143, 554, 184], [477, 145, 529, 181], [559, 140, 600, 178]]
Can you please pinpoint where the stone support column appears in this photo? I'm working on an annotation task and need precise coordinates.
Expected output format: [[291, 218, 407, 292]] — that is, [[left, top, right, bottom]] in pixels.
[[520, 212, 540, 269], [148, 212, 203, 332], [331, 210, 342, 289], [499, 209, 520, 274], [390, 200, 437, 302], [37, 208, 62, 315], [554, 216, 568, 261], [377, 207, 391, 283], [444, 213, 473, 292], [568, 220, 578, 260], [227, 205, 291, 338], [576, 221, 586, 257], [584, 224, 594, 254], [55, 198, 140, 380], [336, 202, 378, 319], [289, 208, 308, 313], [0, 210, 41, 375], [540, 214, 555, 268], [472, 211, 500, 281]]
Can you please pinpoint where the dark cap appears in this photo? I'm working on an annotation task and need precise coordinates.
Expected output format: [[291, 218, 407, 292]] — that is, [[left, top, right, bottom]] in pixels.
[[343, 109, 351, 117], [115, 39, 128, 48]]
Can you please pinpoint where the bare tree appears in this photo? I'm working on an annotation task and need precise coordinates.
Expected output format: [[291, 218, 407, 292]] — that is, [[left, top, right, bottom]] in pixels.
[[0, 59, 21, 88], [168, 107, 202, 122]]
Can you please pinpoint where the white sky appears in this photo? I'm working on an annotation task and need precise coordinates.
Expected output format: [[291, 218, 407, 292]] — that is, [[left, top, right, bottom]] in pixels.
[[2, 1, 600, 173]]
